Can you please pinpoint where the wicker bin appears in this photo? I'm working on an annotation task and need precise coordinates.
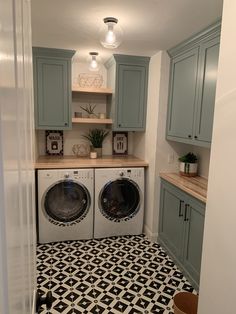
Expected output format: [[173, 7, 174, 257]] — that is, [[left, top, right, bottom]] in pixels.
[[173, 292, 198, 314]]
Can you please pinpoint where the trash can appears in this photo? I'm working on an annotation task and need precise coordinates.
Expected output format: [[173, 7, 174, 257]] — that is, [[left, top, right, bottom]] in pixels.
[[173, 292, 198, 314]]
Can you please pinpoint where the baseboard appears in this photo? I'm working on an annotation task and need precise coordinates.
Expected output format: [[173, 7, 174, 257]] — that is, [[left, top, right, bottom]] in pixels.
[[143, 224, 158, 242], [32, 289, 36, 314]]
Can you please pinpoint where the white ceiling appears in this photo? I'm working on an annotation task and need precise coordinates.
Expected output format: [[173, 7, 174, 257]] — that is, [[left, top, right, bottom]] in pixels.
[[31, 0, 223, 63]]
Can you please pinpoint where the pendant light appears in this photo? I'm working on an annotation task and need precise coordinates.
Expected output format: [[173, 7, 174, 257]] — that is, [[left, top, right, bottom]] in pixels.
[[88, 52, 100, 71], [99, 17, 123, 49]]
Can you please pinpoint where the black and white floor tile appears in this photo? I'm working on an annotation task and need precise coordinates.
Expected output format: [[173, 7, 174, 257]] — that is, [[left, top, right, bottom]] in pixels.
[[37, 235, 196, 313]]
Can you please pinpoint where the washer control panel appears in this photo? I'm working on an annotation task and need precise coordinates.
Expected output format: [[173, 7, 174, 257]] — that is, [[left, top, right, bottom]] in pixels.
[[58, 169, 93, 180]]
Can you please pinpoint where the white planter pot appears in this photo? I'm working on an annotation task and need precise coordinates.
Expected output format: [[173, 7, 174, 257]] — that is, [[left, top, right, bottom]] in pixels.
[[179, 162, 198, 177]]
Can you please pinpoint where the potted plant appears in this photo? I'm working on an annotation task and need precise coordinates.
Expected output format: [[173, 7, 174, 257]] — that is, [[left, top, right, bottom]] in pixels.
[[82, 129, 109, 157], [80, 104, 98, 118], [179, 152, 198, 177]]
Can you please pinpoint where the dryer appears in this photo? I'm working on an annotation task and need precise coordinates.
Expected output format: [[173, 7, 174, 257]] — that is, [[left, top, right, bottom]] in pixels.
[[37, 169, 94, 243], [94, 168, 144, 238]]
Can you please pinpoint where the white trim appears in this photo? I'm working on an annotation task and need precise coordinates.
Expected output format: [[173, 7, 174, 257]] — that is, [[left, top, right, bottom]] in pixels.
[[32, 290, 36, 314], [143, 224, 158, 242]]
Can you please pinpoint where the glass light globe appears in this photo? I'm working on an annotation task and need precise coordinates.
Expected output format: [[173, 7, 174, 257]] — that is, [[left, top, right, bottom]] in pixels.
[[99, 17, 123, 49], [88, 52, 101, 72]]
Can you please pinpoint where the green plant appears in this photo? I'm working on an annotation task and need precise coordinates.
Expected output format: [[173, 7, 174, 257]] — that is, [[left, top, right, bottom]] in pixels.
[[80, 104, 98, 117], [82, 129, 109, 148], [178, 152, 198, 163]]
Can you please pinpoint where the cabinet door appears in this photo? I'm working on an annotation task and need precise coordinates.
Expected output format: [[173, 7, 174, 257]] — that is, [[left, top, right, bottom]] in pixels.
[[183, 198, 205, 287], [167, 48, 199, 141], [194, 36, 220, 143], [116, 64, 147, 130], [159, 182, 185, 261], [34, 57, 71, 129]]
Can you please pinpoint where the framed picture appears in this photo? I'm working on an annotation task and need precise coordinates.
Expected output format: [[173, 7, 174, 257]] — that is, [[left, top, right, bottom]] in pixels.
[[112, 132, 128, 155], [46, 131, 63, 156]]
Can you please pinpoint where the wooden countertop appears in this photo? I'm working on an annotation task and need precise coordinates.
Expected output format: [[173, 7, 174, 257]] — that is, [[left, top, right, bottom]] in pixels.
[[160, 172, 208, 203], [35, 155, 148, 169]]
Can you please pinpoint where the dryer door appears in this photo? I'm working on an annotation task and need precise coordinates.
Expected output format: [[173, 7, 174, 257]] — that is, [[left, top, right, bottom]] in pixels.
[[99, 178, 140, 222], [43, 180, 90, 225]]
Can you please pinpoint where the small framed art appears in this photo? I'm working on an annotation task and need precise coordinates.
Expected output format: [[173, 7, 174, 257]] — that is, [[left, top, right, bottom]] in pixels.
[[112, 132, 128, 155], [46, 131, 63, 156]]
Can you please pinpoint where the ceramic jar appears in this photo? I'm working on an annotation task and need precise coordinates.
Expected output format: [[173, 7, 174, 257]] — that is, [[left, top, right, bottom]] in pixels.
[[179, 162, 198, 177]]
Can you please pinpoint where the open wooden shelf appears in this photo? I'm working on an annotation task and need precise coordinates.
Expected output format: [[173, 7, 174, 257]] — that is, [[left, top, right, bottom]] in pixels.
[[72, 117, 113, 124], [72, 86, 112, 95]]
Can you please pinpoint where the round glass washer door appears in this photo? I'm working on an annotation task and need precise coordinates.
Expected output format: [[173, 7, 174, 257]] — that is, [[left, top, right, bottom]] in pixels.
[[99, 178, 141, 222], [43, 180, 90, 226]]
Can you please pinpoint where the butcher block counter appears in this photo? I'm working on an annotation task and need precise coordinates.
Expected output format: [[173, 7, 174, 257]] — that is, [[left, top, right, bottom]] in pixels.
[[35, 155, 148, 169], [160, 172, 208, 203]]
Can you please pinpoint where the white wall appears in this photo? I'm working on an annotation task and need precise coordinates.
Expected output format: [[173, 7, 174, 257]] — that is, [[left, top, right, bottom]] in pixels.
[[133, 52, 162, 239], [198, 1, 236, 313], [133, 51, 190, 240], [37, 126, 134, 156], [72, 60, 107, 87], [191, 146, 211, 178]]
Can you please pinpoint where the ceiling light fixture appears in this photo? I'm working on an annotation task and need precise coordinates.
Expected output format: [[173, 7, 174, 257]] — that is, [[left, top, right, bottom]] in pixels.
[[99, 17, 123, 49], [89, 52, 100, 71]]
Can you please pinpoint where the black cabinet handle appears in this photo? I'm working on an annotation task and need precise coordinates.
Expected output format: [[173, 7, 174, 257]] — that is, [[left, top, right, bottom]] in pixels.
[[194, 135, 198, 139], [64, 122, 68, 126], [178, 200, 184, 217], [188, 135, 192, 138], [118, 124, 121, 127], [184, 204, 189, 222]]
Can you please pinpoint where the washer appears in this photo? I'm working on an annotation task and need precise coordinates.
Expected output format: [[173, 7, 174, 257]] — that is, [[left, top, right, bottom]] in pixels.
[[94, 168, 144, 239], [37, 169, 94, 243]]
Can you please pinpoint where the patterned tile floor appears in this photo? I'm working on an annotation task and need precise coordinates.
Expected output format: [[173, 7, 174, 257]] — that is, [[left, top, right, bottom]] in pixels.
[[37, 235, 195, 314]]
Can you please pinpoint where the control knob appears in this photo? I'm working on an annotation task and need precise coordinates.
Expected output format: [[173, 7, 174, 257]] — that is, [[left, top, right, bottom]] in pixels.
[[119, 171, 124, 177], [64, 173, 70, 179]]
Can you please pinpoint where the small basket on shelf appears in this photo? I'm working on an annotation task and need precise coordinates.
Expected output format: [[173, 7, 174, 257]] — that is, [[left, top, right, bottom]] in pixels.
[[78, 73, 103, 88]]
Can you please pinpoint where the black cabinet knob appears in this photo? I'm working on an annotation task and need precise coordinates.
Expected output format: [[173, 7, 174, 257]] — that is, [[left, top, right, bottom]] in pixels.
[[64, 122, 68, 126], [194, 135, 198, 139], [188, 135, 192, 138], [118, 124, 121, 127]]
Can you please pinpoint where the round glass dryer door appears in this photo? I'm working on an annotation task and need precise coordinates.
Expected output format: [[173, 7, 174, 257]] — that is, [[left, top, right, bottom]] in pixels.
[[99, 178, 140, 222], [43, 180, 90, 225]]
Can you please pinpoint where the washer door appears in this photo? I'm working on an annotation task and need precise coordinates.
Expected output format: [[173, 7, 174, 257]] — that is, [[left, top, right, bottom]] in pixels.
[[99, 178, 140, 222], [43, 180, 90, 225]]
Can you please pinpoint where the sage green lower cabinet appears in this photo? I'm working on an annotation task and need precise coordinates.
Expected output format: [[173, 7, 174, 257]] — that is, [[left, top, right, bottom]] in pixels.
[[183, 197, 205, 286], [159, 179, 205, 290], [33, 47, 75, 130]]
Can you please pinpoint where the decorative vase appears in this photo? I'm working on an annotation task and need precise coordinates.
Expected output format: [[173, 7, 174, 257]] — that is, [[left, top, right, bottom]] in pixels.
[[93, 147, 102, 157], [179, 162, 198, 177]]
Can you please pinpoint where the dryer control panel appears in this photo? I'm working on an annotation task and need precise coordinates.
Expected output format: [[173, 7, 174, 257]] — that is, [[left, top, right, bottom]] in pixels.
[[115, 168, 143, 178]]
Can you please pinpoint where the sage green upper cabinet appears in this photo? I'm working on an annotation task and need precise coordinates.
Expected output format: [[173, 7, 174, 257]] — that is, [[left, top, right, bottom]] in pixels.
[[33, 47, 75, 130], [167, 21, 221, 147], [167, 47, 199, 140], [105, 55, 150, 131], [194, 36, 220, 143]]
